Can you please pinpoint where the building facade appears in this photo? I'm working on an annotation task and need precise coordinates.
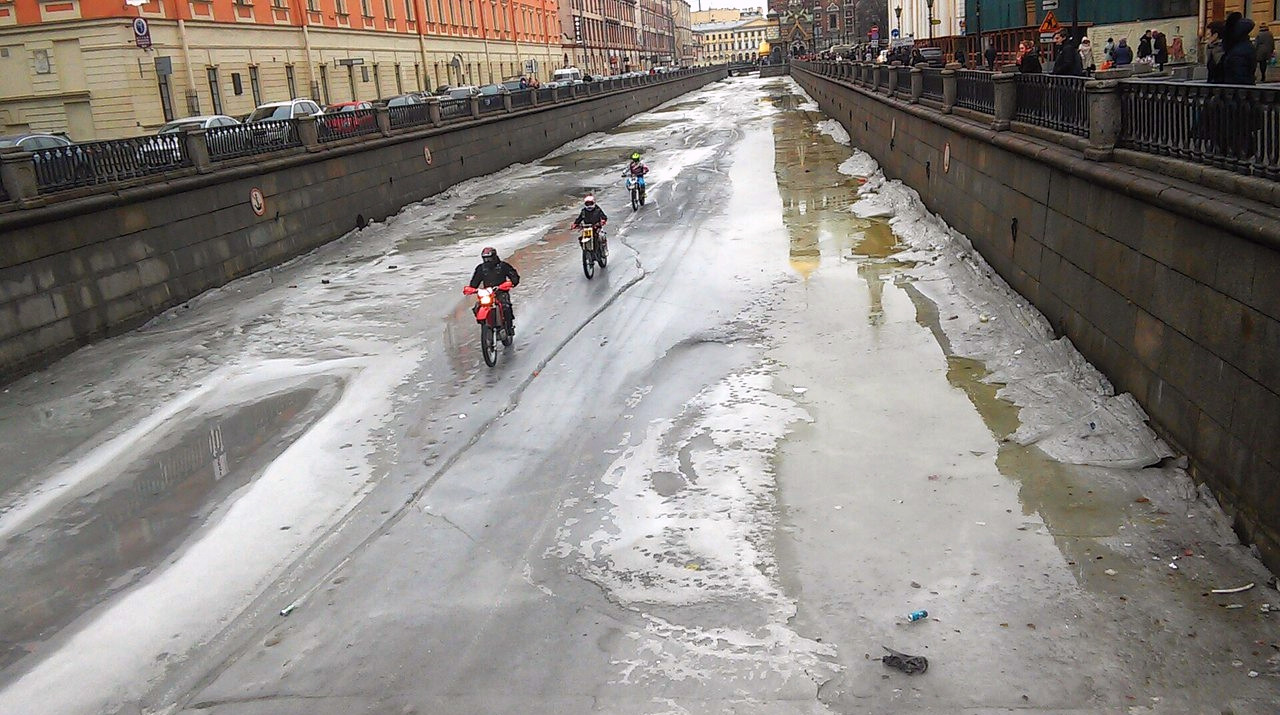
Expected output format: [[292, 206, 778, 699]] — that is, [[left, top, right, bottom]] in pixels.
[[899, 0, 962, 41], [639, 0, 674, 64], [692, 13, 772, 62], [672, 0, 694, 64], [770, 0, 813, 54], [557, 0, 644, 75], [0, 0, 561, 140]]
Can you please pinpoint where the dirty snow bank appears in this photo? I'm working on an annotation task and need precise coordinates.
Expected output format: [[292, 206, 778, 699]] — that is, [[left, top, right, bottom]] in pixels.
[[851, 169, 1173, 470], [815, 119, 852, 146], [551, 369, 838, 686]]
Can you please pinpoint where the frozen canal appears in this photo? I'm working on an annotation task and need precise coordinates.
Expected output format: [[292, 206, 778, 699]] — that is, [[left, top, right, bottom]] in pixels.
[[2, 76, 1278, 714]]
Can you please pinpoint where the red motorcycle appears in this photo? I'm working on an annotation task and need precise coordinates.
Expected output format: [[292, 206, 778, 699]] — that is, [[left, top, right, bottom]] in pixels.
[[463, 280, 514, 366]]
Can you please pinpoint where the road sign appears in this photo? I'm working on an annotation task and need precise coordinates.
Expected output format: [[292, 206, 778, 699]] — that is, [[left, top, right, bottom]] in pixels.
[[1038, 10, 1061, 35], [1042, 0, 1058, 8], [133, 18, 152, 50], [891, 28, 900, 38], [930, 18, 941, 24], [524, 59, 537, 75], [249, 188, 265, 216], [1040, 32, 1056, 43]]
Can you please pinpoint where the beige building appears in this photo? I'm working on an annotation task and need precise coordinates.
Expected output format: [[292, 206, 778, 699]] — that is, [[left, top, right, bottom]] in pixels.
[[690, 6, 761, 24], [692, 14, 772, 63], [0, 0, 561, 141]]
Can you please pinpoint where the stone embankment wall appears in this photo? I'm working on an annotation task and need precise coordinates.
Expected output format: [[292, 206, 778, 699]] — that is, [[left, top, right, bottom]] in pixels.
[[0, 68, 727, 384], [792, 65, 1280, 572]]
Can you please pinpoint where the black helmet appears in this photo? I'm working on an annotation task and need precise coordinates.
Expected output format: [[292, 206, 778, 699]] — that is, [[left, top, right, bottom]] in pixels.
[[481, 247, 499, 264]]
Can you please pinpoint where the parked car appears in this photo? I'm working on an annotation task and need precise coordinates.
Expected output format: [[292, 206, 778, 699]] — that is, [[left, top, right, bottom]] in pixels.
[[916, 46, 945, 68], [322, 101, 376, 133], [500, 77, 526, 92], [477, 83, 509, 95], [0, 133, 73, 151], [246, 99, 324, 145], [381, 94, 424, 108], [552, 67, 585, 84], [156, 115, 240, 135], [437, 86, 481, 100]]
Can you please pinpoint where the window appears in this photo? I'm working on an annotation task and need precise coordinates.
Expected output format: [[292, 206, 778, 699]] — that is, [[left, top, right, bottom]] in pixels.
[[385, 0, 394, 16], [272, 0, 286, 8], [157, 74, 175, 121], [335, 0, 347, 13], [249, 65, 262, 104], [373, 63, 381, 95], [286, 64, 297, 97], [408, 0, 417, 20], [396, 63, 404, 92], [307, 0, 318, 9], [207, 67, 223, 114], [231, 72, 243, 95], [361, 0, 371, 16], [319, 64, 330, 103]]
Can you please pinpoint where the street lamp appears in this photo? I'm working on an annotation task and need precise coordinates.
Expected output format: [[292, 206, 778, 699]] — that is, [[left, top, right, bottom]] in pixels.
[[925, 0, 934, 39], [894, 4, 901, 34]]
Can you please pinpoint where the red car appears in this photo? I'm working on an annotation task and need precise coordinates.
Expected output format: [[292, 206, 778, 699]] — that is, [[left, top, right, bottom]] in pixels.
[[322, 101, 376, 133]]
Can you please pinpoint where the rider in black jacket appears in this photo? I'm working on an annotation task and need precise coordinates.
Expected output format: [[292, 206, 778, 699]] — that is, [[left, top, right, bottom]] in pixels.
[[469, 246, 521, 333], [572, 195, 608, 250]]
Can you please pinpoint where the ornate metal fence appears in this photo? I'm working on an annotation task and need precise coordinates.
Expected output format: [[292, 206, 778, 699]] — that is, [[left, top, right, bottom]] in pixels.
[[478, 94, 506, 113], [438, 98, 470, 121], [921, 68, 944, 102], [1120, 81, 1280, 180], [207, 120, 300, 161], [556, 85, 574, 101], [318, 108, 380, 142], [388, 103, 432, 129], [537, 87, 556, 103], [956, 70, 996, 114], [510, 89, 534, 108], [32, 135, 192, 193], [1014, 73, 1089, 136]]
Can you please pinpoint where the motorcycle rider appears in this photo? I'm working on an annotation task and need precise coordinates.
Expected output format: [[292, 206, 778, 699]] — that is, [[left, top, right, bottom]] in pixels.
[[467, 247, 521, 334], [625, 152, 649, 180], [572, 194, 608, 251]]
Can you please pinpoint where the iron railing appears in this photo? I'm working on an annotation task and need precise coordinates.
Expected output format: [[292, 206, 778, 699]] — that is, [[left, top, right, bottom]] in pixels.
[[1014, 73, 1089, 136], [478, 95, 506, 114], [538, 87, 557, 103], [207, 120, 300, 161], [510, 89, 534, 108], [956, 70, 995, 114], [921, 68, 944, 102], [32, 135, 192, 193], [388, 102, 432, 129], [438, 98, 470, 121], [1120, 81, 1280, 180], [893, 66, 911, 97], [318, 108, 380, 142], [556, 85, 574, 101]]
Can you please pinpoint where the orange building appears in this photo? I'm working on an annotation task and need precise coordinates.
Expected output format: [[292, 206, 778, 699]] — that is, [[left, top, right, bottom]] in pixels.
[[0, 0, 561, 139]]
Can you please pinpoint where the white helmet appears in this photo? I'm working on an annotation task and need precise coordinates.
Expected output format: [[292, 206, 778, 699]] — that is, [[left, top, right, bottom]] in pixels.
[[584, 194, 596, 207]]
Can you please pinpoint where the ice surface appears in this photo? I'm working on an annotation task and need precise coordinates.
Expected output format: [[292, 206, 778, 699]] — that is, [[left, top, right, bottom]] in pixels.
[[850, 160, 1174, 469]]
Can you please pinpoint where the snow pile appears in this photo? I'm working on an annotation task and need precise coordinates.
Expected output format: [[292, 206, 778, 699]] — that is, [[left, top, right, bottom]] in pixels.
[[853, 161, 1174, 469], [837, 150, 880, 179], [815, 119, 851, 146], [553, 369, 837, 683]]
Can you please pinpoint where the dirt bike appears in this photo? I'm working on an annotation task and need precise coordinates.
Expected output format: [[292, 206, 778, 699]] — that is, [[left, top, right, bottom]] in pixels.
[[624, 173, 647, 210], [578, 223, 608, 279], [463, 281, 514, 366]]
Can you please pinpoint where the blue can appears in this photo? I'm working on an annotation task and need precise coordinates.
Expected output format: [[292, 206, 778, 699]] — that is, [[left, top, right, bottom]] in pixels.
[[906, 610, 928, 622]]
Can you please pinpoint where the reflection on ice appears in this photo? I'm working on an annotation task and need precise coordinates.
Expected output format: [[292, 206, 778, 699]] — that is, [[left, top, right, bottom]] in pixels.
[[0, 375, 342, 672]]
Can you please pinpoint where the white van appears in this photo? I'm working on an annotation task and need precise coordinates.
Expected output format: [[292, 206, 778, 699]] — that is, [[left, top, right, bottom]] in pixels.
[[552, 67, 584, 85]]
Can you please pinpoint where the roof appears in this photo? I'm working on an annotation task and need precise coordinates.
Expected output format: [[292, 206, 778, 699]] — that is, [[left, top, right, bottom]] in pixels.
[[162, 115, 229, 123], [693, 20, 750, 32]]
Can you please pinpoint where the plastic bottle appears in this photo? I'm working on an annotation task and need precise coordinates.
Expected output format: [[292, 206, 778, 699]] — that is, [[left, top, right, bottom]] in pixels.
[[906, 610, 928, 622]]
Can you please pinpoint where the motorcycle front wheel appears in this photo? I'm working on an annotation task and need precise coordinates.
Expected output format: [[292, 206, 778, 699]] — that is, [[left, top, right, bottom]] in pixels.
[[631, 188, 638, 211], [582, 247, 595, 279], [481, 324, 498, 366]]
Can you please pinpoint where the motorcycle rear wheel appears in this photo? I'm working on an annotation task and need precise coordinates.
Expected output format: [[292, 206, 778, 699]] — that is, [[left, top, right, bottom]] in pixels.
[[481, 324, 498, 366], [582, 247, 595, 279]]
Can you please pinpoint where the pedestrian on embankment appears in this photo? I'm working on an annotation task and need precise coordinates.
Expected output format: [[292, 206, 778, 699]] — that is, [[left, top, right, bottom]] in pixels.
[[1018, 41, 1043, 73], [1154, 30, 1169, 69], [1113, 38, 1134, 66], [1256, 24, 1275, 82], [984, 44, 997, 70]]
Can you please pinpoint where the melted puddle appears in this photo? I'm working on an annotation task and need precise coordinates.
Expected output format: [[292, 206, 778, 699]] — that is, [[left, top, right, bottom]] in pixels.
[[0, 376, 344, 671]]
